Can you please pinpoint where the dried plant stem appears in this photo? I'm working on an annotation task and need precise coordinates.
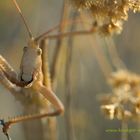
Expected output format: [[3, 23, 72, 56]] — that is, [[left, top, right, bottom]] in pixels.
[[51, 0, 69, 83], [23, 113, 45, 140], [121, 121, 128, 140], [64, 10, 77, 140], [40, 40, 57, 140], [105, 37, 126, 70], [41, 40, 52, 89], [80, 13, 112, 78]]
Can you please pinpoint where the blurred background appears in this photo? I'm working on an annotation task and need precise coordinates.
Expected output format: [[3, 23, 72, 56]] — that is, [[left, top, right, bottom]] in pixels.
[[0, 0, 140, 140]]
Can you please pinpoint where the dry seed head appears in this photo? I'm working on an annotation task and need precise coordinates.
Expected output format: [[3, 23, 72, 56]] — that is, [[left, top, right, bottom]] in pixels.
[[99, 21, 123, 35], [109, 70, 140, 88], [101, 104, 117, 119], [99, 70, 140, 122], [70, 0, 140, 35]]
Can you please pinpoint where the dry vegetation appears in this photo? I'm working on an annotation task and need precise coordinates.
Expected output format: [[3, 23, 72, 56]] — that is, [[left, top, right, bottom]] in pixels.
[[70, 0, 140, 35], [0, 0, 140, 140]]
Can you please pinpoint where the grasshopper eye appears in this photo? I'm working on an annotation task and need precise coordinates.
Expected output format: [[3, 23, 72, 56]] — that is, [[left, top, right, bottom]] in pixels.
[[37, 48, 42, 55], [23, 46, 28, 51]]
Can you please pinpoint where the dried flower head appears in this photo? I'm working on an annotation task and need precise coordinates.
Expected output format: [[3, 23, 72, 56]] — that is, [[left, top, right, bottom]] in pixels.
[[70, 0, 140, 35], [109, 70, 140, 88], [99, 70, 140, 121]]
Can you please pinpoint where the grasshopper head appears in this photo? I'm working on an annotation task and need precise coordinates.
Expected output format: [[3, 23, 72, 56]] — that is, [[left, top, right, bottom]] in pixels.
[[20, 38, 42, 84], [11, 0, 43, 85]]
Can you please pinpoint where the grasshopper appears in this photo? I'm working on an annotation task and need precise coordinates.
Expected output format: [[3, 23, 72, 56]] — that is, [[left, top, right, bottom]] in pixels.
[[0, 0, 97, 139], [0, 0, 65, 139]]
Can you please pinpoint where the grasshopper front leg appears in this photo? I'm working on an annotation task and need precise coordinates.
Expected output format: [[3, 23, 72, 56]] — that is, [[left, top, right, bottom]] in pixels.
[[1, 83, 64, 134], [0, 55, 28, 87], [0, 68, 20, 96], [36, 83, 64, 116], [3, 83, 64, 121]]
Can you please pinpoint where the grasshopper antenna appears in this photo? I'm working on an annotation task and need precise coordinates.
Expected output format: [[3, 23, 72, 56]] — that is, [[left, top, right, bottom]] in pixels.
[[11, 0, 33, 38]]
